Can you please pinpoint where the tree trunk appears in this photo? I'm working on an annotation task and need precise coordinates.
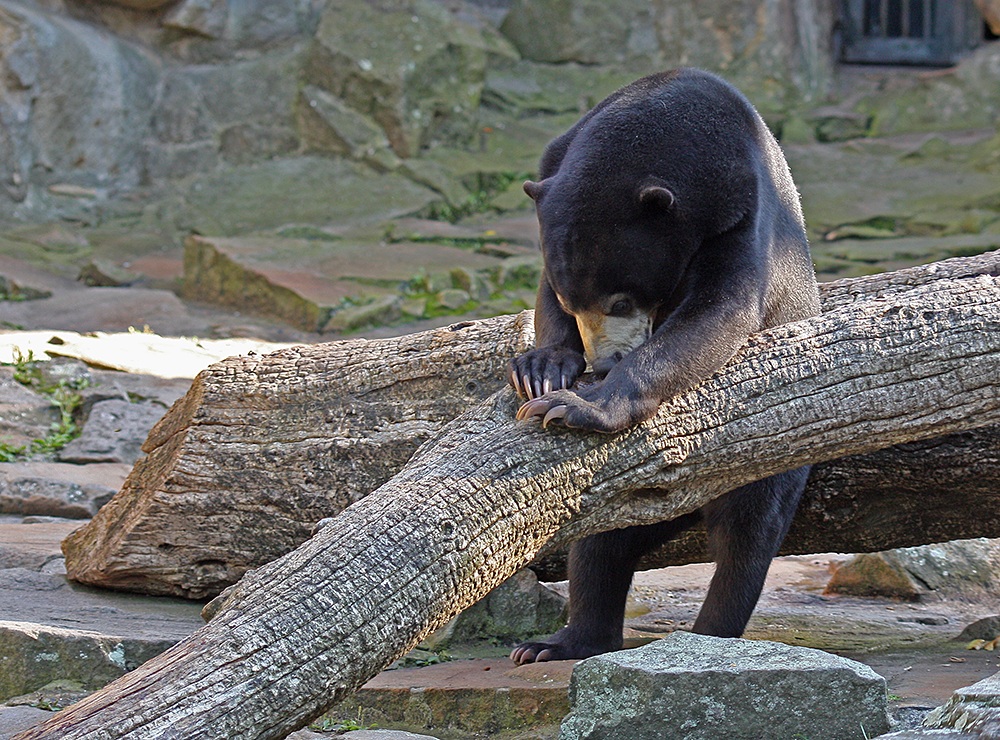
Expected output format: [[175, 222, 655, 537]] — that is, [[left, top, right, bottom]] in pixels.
[[18, 262, 1000, 739], [63, 251, 1000, 597]]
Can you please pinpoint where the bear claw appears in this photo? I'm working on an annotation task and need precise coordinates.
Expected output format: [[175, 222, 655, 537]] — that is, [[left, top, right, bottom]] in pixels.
[[542, 405, 567, 427]]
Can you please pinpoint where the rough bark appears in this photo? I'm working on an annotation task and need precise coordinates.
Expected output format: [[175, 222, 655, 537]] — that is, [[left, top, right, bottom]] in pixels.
[[18, 262, 1000, 739], [63, 250, 1000, 597]]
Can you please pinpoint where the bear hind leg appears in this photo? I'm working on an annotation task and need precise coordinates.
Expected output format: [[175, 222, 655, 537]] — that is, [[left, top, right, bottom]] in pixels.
[[692, 467, 809, 638], [510, 509, 701, 664]]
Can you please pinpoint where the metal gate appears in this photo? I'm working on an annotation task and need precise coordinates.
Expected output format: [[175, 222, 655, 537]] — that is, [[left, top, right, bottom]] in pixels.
[[841, 0, 983, 65]]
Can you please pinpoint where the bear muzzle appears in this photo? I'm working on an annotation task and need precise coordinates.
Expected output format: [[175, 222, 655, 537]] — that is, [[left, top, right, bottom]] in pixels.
[[575, 311, 653, 375]]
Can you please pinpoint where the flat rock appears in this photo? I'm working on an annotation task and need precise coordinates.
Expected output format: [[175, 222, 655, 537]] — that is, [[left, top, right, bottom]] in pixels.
[[560, 631, 891, 740], [0, 516, 82, 569], [321, 657, 571, 735], [183, 234, 502, 332], [0, 566, 202, 700], [0, 287, 207, 336], [180, 157, 439, 236], [0, 463, 129, 518], [0, 705, 56, 739]]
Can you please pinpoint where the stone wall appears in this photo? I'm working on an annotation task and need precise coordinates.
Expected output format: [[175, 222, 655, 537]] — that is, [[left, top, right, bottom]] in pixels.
[[0, 0, 834, 221], [1, 0, 996, 226]]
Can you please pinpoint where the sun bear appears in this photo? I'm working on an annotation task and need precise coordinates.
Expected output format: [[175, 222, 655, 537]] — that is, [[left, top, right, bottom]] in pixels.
[[508, 68, 821, 664]]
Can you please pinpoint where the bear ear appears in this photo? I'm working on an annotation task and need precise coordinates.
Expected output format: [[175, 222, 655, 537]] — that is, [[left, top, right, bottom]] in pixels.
[[523, 180, 545, 201], [638, 182, 676, 211]]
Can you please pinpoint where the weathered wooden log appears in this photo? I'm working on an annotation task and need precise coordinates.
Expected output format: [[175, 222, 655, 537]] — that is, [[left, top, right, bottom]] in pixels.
[[63, 251, 1000, 597], [18, 265, 1000, 739]]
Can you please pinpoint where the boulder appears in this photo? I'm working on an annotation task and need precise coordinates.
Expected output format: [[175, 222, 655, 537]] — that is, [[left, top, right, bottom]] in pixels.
[[826, 539, 1000, 601], [560, 631, 890, 740], [958, 615, 1000, 642], [420, 568, 567, 648], [308, 0, 518, 157], [0, 371, 58, 452]]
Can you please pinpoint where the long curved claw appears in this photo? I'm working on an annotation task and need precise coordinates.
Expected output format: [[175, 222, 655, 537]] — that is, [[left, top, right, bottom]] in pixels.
[[510, 369, 522, 397], [543, 377, 552, 395], [522, 374, 534, 399], [541, 405, 568, 428], [516, 397, 549, 421]]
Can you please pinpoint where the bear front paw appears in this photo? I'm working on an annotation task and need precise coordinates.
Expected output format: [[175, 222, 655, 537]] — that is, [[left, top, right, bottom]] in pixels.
[[508, 347, 586, 399], [515, 382, 658, 433]]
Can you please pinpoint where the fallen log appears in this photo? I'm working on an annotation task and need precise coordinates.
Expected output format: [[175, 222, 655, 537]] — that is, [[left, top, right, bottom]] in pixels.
[[63, 251, 1000, 596], [19, 263, 1000, 739]]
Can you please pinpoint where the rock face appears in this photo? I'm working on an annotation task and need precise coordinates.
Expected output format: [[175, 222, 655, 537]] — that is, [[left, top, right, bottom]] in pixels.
[[308, 0, 518, 157], [500, 0, 834, 105], [0, 1, 159, 213], [559, 631, 890, 740]]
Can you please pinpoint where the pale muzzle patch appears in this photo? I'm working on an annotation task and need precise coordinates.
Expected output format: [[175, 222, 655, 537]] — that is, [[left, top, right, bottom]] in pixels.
[[574, 310, 653, 374]]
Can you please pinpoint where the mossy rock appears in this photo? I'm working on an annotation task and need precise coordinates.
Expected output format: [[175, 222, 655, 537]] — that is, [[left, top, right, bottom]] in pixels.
[[180, 157, 441, 235]]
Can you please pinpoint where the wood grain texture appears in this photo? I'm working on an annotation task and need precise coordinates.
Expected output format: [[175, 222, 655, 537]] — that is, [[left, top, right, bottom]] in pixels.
[[64, 251, 1000, 596], [20, 256, 1000, 740]]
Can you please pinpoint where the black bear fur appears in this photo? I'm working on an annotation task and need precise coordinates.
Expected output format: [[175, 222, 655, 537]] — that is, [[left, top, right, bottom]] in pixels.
[[508, 68, 821, 664]]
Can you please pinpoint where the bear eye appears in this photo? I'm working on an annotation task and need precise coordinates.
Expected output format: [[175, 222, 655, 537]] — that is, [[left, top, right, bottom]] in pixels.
[[608, 299, 632, 316]]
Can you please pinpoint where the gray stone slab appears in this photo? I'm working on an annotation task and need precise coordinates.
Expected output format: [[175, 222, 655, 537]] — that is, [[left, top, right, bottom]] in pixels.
[[57, 399, 166, 465], [0, 567, 202, 700], [0, 287, 209, 336], [0, 462, 130, 518], [0, 517, 81, 569], [560, 631, 891, 740]]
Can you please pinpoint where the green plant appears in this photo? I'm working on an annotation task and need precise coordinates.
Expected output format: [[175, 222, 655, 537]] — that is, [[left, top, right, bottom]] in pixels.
[[398, 648, 452, 668], [309, 706, 376, 734], [423, 171, 532, 223], [1, 349, 88, 459], [31, 698, 64, 712]]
